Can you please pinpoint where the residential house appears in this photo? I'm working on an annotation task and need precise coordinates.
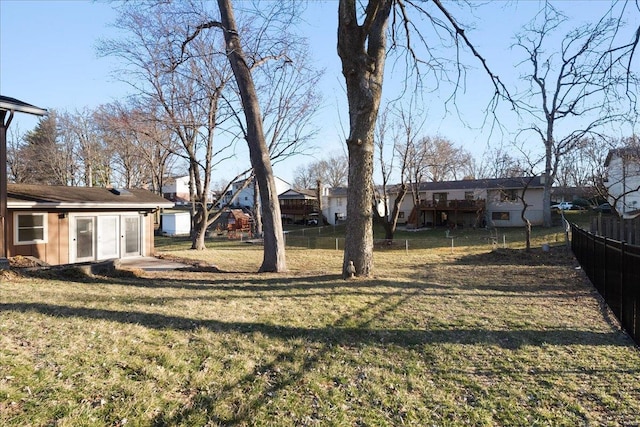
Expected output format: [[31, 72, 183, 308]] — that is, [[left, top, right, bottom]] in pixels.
[[7, 184, 174, 265], [279, 188, 319, 224], [162, 175, 191, 206], [389, 177, 545, 228], [219, 176, 291, 209], [161, 175, 220, 207], [604, 147, 640, 218], [322, 187, 348, 225]]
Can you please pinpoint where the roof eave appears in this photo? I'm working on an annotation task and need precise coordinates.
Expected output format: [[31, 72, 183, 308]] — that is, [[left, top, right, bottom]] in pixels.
[[8, 201, 175, 210], [0, 99, 48, 116]]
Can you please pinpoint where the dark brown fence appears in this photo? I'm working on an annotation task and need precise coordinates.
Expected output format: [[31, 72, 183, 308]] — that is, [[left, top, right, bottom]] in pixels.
[[590, 216, 640, 245], [571, 224, 640, 345]]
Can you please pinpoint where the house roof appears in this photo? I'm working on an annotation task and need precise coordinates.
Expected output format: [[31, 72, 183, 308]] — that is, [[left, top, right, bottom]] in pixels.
[[413, 176, 544, 192], [7, 184, 174, 210], [328, 187, 348, 197], [605, 147, 640, 166], [279, 188, 316, 199]]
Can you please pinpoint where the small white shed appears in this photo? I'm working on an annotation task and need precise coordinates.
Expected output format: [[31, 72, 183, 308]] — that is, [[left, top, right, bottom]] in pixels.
[[161, 212, 191, 236]]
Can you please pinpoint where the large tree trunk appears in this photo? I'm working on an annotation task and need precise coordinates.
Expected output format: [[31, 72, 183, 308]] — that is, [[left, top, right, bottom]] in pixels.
[[217, 0, 286, 272], [543, 131, 554, 228], [253, 177, 263, 237], [337, 0, 392, 278]]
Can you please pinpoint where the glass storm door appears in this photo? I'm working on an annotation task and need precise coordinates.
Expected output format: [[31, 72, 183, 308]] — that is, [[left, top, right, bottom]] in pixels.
[[97, 216, 119, 260], [123, 216, 141, 257], [75, 217, 95, 262]]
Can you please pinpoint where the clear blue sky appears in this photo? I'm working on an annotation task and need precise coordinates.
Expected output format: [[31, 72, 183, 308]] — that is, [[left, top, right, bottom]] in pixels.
[[1, 0, 636, 183]]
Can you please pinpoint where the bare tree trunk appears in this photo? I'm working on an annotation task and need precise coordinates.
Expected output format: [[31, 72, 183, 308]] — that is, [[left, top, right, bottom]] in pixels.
[[188, 164, 208, 250], [253, 177, 263, 237], [217, 0, 286, 272], [337, 0, 392, 278], [542, 131, 554, 228]]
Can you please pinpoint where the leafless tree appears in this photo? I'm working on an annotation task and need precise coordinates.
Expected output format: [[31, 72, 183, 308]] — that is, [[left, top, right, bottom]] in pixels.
[[421, 136, 472, 182], [319, 154, 349, 189], [7, 125, 27, 183], [101, 1, 251, 251], [94, 101, 179, 193], [473, 145, 527, 180], [373, 103, 416, 240], [58, 109, 113, 187], [292, 162, 322, 190], [337, 0, 509, 277], [514, 3, 639, 227], [292, 152, 349, 190]]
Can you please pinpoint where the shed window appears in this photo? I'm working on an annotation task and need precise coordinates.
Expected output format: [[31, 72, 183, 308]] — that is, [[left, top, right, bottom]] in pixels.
[[15, 213, 47, 244]]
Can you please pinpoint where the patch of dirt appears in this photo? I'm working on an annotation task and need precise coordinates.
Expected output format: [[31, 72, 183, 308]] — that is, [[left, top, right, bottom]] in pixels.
[[456, 245, 577, 266], [9, 255, 48, 268]]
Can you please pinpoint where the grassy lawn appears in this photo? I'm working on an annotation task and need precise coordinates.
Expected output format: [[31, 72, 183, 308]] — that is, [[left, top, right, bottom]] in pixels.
[[2, 214, 639, 426]]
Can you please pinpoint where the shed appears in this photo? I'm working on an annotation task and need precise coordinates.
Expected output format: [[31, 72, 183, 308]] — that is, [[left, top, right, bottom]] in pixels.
[[160, 211, 191, 236], [7, 184, 174, 265]]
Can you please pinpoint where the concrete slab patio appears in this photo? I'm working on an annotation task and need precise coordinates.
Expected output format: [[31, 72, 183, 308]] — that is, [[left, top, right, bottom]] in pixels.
[[118, 256, 189, 272]]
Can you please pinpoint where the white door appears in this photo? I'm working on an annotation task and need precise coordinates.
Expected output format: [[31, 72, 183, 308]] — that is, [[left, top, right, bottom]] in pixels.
[[97, 216, 119, 260], [123, 215, 141, 257], [74, 216, 96, 263]]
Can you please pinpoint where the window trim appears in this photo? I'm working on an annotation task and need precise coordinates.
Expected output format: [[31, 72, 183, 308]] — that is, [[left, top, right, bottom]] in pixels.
[[14, 212, 48, 245]]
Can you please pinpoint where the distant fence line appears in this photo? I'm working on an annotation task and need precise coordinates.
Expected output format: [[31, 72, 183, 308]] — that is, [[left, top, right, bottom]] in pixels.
[[571, 224, 640, 345], [281, 225, 570, 251], [283, 233, 509, 252]]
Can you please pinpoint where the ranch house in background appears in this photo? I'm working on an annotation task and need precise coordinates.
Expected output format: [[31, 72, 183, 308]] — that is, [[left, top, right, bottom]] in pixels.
[[7, 184, 174, 266], [389, 176, 545, 228], [280, 177, 543, 228]]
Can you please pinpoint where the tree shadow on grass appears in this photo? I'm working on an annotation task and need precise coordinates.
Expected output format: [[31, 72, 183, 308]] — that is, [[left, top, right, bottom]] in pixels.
[[2, 281, 636, 425], [16, 265, 444, 295], [1, 302, 631, 350]]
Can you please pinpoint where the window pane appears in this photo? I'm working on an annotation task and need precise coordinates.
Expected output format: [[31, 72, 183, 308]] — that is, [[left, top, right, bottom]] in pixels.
[[18, 228, 44, 241], [18, 215, 44, 228], [17, 214, 46, 243]]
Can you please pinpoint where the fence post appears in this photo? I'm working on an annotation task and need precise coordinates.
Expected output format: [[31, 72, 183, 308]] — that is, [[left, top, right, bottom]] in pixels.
[[620, 242, 626, 327], [602, 237, 607, 298]]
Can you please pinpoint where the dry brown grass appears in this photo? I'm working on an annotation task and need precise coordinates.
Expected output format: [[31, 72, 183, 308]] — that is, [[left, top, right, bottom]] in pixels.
[[1, 243, 639, 426]]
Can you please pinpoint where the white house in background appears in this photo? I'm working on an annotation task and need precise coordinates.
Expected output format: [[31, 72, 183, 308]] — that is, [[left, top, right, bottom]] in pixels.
[[161, 175, 220, 207], [220, 176, 291, 209], [161, 175, 191, 206], [321, 187, 348, 225], [604, 147, 640, 218], [384, 176, 545, 228]]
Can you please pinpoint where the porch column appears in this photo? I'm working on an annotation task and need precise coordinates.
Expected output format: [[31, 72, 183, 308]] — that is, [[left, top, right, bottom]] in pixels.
[[0, 96, 47, 269]]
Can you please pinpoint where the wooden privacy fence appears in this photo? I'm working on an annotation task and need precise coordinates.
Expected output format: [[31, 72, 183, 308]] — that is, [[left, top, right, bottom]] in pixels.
[[571, 224, 640, 345], [590, 216, 640, 246]]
